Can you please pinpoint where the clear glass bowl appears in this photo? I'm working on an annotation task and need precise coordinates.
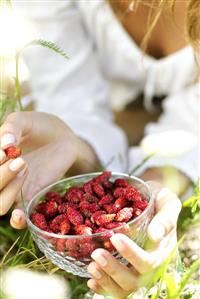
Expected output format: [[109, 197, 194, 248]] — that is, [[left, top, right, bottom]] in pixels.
[[26, 172, 154, 278]]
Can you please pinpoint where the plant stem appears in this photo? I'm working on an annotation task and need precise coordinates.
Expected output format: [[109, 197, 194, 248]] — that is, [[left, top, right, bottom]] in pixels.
[[129, 153, 155, 176], [15, 51, 23, 110]]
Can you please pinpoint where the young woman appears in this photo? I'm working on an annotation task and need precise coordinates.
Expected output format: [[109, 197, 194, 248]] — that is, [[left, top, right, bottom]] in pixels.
[[0, 0, 199, 298]]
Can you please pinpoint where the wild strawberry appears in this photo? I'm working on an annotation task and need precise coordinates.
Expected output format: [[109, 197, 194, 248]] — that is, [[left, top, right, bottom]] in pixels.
[[31, 213, 47, 230], [103, 181, 113, 189], [82, 193, 98, 203], [99, 194, 113, 206], [113, 187, 125, 198], [5, 146, 21, 159], [113, 197, 129, 210], [93, 183, 105, 197], [95, 171, 112, 184], [133, 199, 148, 211], [49, 214, 68, 233], [65, 239, 79, 252], [80, 242, 98, 258], [83, 181, 93, 195], [125, 186, 141, 201], [36, 201, 58, 218], [67, 207, 84, 226], [103, 204, 118, 214], [114, 178, 128, 188], [65, 187, 84, 203], [105, 222, 124, 229], [56, 239, 66, 251], [85, 219, 95, 229], [94, 213, 116, 226], [79, 201, 100, 217], [75, 225, 92, 235], [132, 208, 142, 218], [91, 211, 106, 224], [58, 202, 78, 214], [60, 219, 71, 235], [115, 207, 133, 222], [46, 192, 62, 204], [94, 227, 108, 234], [103, 240, 115, 251]]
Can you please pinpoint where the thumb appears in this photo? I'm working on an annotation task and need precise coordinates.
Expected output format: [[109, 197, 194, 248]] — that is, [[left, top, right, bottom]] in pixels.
[[147, 187, 181, 242], [0, 112, 32, 149]]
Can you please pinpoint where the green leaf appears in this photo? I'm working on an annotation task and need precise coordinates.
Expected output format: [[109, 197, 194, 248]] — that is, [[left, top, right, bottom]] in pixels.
[[21, 39, 69, 59]]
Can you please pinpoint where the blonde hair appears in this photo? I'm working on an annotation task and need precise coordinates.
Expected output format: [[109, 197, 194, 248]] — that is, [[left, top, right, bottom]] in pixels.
[[108, 0, 200, 63]]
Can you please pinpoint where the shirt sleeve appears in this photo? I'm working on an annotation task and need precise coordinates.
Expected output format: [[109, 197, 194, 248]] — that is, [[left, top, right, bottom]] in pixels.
[[129, 84, 200, 181], [14, 0, 128, 172]]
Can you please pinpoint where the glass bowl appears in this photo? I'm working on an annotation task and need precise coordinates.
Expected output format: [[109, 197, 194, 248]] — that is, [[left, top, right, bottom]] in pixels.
[[26, 172, 154, 278]]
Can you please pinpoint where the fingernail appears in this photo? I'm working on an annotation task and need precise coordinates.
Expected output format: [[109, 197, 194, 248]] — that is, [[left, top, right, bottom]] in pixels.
[[110, 234, 126, 251], [0, 150, 6, 162], [88, 266, 102, 279], [9, 157, 25, 172], [17, 167, 27, 178], [91, 250, 108, 267], [1, 134, 16, 148], [149, 224, 165, 241], [13, 210, 22, 222], [93, 294, 104, 299]]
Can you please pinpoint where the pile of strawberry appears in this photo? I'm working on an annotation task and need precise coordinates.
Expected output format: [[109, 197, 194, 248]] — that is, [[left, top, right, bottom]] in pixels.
[[30, 172, 148, 258]]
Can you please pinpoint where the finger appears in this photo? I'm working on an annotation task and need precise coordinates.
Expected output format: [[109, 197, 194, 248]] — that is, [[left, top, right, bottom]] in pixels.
[[91, 248, 138, 292], [87, 279, 103, 295], [148, 188, 181, 242], [0, 168, 28, 216], [0, 150, 7, 165], [88, 262, 128, 299], [10, 209, 27, 229], [0, 158, 27, 190], [111, 234, 151, 274], [0, 112, 32, 149], [93, 293, 105, 299]]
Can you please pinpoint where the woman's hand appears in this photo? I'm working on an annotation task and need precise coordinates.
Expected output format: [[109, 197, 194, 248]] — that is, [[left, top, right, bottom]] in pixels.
[[0, 112, 99, 229], [87, 183, 182, 299]]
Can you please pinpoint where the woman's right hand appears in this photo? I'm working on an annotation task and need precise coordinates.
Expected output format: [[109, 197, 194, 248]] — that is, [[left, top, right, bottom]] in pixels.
[[0, 112, 99, 229]]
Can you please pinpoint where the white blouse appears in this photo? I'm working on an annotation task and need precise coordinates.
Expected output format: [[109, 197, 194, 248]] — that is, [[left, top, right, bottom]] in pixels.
[[14, 0, 199, 181]]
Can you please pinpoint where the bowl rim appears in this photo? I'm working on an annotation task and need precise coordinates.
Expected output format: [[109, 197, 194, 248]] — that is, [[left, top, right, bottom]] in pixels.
[[26, 172, 154, 239]]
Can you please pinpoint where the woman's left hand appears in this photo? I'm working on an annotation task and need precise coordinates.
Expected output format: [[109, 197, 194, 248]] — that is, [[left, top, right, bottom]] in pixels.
[[87, 182, 182, 299]]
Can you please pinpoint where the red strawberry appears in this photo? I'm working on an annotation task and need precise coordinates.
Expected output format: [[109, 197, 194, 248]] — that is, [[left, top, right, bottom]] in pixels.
[[60, 219, 71, 235], [79, 241, 98, 258], [83, 181, 93, 195], [132, 208, 142, 218], [79, 201, 100, 217], [67, 207, 84, 226], [103, 204, 118, 214], [115, 207, 133, 222], [99, 194, 113, 206], [113, 187, 125, 198], [49, 214, 68, 233], [113, 197, 129, 210], [45, 201, 58, 218], [103, 181, 113, 189], [5, 146, 21, 159], [133, 199, 148, 211], [75, 225, 92, 235], [91, 211, 106, 224], [114, 178, 128, 188], [65, 239, 79, 252], [82, 193, 98, 203], [93, 183, 105, 197], [56, 239, 66, 251], [94, 213, 116, 226], [95, 171, 112, 184], [85, 219, 95, 229], [105, 222, 124, 229], [31, 213, 47, 230], [58, 202, 78, 214], [65, 187, 84, 203], [46, 192, 62, 204], [125, 186, 141, 201]]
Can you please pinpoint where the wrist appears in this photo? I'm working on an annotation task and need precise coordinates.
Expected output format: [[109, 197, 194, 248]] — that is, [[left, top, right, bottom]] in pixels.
[[69, 136, 100, 175]]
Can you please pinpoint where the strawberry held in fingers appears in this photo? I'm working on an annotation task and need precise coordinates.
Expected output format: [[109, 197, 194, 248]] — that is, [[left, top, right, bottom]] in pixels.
[[5, 146, 21, 159]]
